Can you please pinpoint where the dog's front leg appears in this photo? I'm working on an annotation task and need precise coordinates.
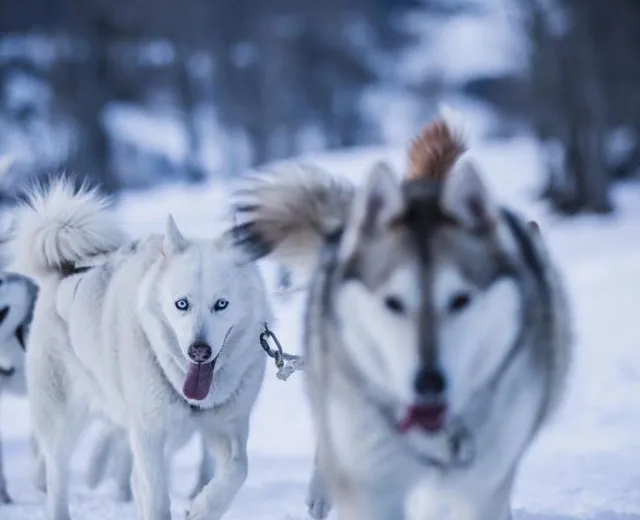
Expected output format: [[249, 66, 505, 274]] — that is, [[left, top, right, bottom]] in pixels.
[[0, 456, 11, 504], [112, 430, 133, 502], [0, 392, 11, 504], [460, 473, 514, 520], [306, 449, 332, 519], [186, 418, 249, 520], [332, 481, 407, 520], [129, 426, 170, 520], [189, 435, 216, 500]]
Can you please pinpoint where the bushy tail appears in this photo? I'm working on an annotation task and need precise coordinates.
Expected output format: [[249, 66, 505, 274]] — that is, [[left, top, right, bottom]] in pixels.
[[231, 162, 353, 269], [9, 178, 127, 281]]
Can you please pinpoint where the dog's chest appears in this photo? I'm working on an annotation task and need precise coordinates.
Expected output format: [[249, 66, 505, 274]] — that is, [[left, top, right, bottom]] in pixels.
[[316, 371, 427, 491], [312, 339, 549, 502], [165, 417, 197, 450], [439, 352, 549, 495]]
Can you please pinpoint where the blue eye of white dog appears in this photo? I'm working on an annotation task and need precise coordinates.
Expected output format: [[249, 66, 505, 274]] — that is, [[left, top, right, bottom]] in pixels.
[[175, 298, 190, 311], [213, 299, 229, 312]]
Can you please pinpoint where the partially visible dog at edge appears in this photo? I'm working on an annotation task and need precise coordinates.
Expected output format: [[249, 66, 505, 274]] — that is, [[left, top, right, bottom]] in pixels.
[[0, 270, 38, 504], [7, 179, 272, 520], [231, 114, 572, 520], [0, 155, 39, 504]]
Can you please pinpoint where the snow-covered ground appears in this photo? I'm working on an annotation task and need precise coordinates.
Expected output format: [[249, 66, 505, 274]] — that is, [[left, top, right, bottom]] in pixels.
[[2, 133, 640, 520]]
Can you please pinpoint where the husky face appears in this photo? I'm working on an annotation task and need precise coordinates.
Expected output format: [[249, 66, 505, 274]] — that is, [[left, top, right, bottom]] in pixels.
[[334, 160, 523, 434], [156, 217, 246, 401]]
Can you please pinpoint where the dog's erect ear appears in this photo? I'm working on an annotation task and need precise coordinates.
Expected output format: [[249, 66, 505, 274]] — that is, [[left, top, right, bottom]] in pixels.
[[339, 161, 403, 261], [440, 158, 497, 230], [163, 214, 187, 255]]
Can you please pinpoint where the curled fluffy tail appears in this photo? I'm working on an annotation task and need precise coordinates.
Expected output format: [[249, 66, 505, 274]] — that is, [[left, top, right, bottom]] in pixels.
[[9, 178, 127, 281], [231, 162, 353, 268]]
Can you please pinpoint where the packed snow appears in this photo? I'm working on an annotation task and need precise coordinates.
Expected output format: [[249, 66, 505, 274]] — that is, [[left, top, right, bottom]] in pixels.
[[1, 134, 640, 520]]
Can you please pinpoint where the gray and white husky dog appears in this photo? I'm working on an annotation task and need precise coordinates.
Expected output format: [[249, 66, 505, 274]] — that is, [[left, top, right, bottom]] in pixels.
[[0, 271, 38, 504], [8, 179, 272, 520], [232, 116, 572, 520]]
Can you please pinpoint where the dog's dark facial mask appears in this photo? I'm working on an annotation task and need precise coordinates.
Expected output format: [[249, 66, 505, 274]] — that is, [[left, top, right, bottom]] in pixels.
[[333, 163, 439, 428]]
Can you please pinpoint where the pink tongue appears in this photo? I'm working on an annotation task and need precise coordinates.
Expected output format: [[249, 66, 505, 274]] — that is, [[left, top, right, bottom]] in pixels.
[[183, 362, 214, 401]]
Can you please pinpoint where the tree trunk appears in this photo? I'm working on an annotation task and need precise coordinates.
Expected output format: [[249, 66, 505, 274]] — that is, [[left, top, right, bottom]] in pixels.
[[175, 49, 206, 182]]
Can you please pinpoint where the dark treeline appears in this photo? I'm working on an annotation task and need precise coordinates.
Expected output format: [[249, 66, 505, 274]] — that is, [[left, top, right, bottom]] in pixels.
[[0, 0, 453, 191], [1, 0, 639, 214], [467, 0, 640, 214]]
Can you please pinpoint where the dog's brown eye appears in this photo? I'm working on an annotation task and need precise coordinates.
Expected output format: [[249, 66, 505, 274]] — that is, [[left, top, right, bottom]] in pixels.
[[449, 293, 471, 313], [385, 296, 405, 314]]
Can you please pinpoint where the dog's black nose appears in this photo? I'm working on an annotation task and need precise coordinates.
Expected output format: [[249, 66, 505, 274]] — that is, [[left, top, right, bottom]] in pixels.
[[188, 342, 212, 363], [414, 368, 446, 396]]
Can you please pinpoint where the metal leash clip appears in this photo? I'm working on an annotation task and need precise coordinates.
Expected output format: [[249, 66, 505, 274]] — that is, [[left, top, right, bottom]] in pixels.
[[260, 323, 305, 381], [260, 323, 285, 369]]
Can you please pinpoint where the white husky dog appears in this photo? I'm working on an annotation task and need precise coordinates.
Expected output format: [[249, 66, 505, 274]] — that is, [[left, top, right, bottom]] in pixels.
[[9, 180, 272, 520], [0, 285, 212, 506], [0, 271, 38, 503]]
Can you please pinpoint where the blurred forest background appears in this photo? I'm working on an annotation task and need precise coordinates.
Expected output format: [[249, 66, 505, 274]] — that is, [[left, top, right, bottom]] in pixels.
[[0, 0, 639, 214]]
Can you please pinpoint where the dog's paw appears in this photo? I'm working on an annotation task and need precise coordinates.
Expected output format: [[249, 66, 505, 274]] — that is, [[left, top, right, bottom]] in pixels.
[[185, 504, 206, 520], [306, 494, 332, 519], [306, 469, 332, 519]]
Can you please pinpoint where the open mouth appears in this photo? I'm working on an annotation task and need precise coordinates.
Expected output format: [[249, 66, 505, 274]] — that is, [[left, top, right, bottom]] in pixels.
[[183, 356, 218, 401], [0, 306, 9, 326], [182, 327, 233, 402], [397, 403, 448, 433]]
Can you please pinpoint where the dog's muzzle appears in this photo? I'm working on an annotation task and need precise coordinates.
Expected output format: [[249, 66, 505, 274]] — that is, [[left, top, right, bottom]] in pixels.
[[187, 341, 213, 364], [397, 367, 449, 432]]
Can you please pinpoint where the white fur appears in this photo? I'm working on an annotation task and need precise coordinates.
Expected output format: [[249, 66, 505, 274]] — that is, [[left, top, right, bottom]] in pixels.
[[336, 262, 421, 406], [9, 179, 126, 279], [9, 182, 272, 520], [436, 267, 522, 415]]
